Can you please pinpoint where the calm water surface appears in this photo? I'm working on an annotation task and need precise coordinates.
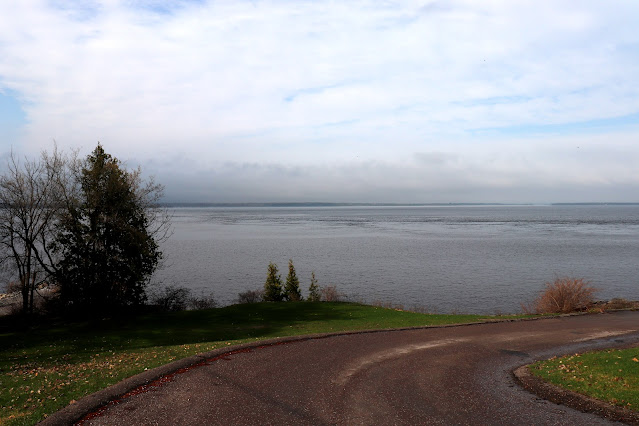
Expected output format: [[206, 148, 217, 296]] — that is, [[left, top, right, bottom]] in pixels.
[[152, 205, 639, 314]]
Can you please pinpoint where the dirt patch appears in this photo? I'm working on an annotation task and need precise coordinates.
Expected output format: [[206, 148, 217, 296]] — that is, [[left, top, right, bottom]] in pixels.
[[514, 364, 639, 425]]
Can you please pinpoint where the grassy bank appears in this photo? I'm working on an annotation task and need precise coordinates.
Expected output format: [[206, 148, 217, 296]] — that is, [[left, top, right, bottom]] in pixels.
[[530, 346, 639, 412], [1, 302, 516, 425]]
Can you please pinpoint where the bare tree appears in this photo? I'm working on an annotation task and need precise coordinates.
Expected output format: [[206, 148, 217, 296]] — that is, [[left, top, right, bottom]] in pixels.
[[0, 148, 66, 314], [126, 166, 172, 247]]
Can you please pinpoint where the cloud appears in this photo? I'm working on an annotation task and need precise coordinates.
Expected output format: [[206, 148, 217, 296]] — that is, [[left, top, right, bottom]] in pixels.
[[148, 129, 639, 203], [0, 0, 638, 202]]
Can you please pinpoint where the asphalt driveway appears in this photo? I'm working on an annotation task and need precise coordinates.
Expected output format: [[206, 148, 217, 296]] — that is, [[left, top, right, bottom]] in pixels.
[[51, 311, 639, 425]]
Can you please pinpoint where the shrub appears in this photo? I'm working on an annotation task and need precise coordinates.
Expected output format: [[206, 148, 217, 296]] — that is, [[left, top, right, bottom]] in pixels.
[[188, 291, 218, 310], [525, 277, 598, 314], [237, 289, 264, 304], [320, 285, 342, 302], [284, 259, 302, 301], [263, 262, 284, 302], [595, 298, 639, 311], [149, 285, 191, 311], [605, 298, 630, 309], [6, 281, 21, 294], [307, 272, 320, 302]]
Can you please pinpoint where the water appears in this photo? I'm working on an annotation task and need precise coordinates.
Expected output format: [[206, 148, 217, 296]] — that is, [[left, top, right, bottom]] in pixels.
[[152, 205, 639, 314]]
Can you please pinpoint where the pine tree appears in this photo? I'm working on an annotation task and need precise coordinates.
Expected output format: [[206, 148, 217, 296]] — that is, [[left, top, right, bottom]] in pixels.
[[308, 271, 321, 302], [263, 262, 283, 301], [284, 259, 302, 301], [54, 144, 164, 314]]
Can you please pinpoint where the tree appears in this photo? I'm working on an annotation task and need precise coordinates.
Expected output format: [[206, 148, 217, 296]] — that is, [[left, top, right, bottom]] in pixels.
[[307, 272, 320, 302], [263, 262, 283, 302], [53, 144, 167, 313], [0, 148, 66, 315], [284, 259, 302, 301]]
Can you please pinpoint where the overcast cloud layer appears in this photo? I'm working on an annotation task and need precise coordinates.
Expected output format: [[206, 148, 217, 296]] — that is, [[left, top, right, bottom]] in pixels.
[[1, 0, 638, 203]]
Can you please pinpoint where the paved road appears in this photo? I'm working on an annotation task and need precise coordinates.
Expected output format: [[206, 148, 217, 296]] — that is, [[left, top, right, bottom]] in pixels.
[[82, 312, 639, 425]]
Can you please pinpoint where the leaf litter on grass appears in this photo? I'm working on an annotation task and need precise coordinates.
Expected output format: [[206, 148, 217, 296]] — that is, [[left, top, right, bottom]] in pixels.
[[531, 346, 639, 411]]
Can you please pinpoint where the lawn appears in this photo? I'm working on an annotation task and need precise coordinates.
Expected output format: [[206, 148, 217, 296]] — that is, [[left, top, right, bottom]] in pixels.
[[0, 302, 511, 425], [530, 346, 639, 412]]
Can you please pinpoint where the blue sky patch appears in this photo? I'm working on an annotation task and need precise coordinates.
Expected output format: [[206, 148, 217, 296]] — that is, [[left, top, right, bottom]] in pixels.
[[126, 0, 206, 15], [48, 0, 101, 21], [284, 84, 347, 103], [457, 95, 533, 107], [0, 90, 27, 146], [470, 112, 639, 137]]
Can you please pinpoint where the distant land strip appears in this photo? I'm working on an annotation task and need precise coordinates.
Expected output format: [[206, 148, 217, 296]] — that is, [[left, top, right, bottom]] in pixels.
[[160, 202, 513, 208], [159, 202, 639, 208]]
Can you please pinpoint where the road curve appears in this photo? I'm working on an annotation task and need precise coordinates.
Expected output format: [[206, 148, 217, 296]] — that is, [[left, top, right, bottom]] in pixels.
[[78, 311, 639, 425]]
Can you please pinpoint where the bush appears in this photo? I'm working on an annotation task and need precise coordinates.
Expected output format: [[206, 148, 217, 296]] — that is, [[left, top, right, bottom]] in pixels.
[[284, 259, 302, 301], [6, 281, 21, 294], [307, 272, 320, 302], [604, 298, 639, 310], [320, 285, 342, 302], [188, 291, 218, 310], [525, 278, 598, 314], [237, 289, 264, 304], [263, 262, 284, 302], [592, 298, 639, 311], [149, 285, 191, 312]]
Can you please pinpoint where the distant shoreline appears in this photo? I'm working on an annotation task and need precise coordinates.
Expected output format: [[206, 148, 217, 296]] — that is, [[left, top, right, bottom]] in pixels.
[[159, 202, 639, 208]]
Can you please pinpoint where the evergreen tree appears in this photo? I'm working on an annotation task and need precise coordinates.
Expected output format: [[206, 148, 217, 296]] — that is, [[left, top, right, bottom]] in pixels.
[[308, 271, 321, 302], [284, 259, 302, 301], [54, 144, 163, 313], [263, 262, 283, 301]]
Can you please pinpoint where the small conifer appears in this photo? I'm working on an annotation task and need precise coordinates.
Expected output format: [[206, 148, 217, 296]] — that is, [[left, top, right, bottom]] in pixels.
[[308, 271, 321, 302], [284, 259, 302, 301], [263, 262, 283, 301]]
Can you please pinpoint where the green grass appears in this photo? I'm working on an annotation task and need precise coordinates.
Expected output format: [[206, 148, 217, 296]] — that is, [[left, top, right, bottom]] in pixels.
[[530, 346, 639, 412], [0, 302, 520, 425]]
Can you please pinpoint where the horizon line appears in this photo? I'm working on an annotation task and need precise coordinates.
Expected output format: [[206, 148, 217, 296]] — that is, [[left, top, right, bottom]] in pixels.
[[158, 201, 639, 207]]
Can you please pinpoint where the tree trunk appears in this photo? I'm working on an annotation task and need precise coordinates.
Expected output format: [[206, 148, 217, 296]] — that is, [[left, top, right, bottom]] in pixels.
[[29, 280, 35, 315], [21, 284, 29, 315]]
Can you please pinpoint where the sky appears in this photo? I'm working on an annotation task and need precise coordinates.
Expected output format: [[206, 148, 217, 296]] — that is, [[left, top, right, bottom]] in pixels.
[[0, 0, 638, 204]]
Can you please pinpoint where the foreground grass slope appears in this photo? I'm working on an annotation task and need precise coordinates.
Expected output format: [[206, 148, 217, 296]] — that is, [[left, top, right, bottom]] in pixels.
[[1, 302, 505, 425], [531, 346, 639, 412]]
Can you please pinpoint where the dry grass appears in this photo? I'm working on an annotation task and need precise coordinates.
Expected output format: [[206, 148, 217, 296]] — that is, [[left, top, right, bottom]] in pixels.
[[600, 298, 639, 311], [524, 277, 598, 314]]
